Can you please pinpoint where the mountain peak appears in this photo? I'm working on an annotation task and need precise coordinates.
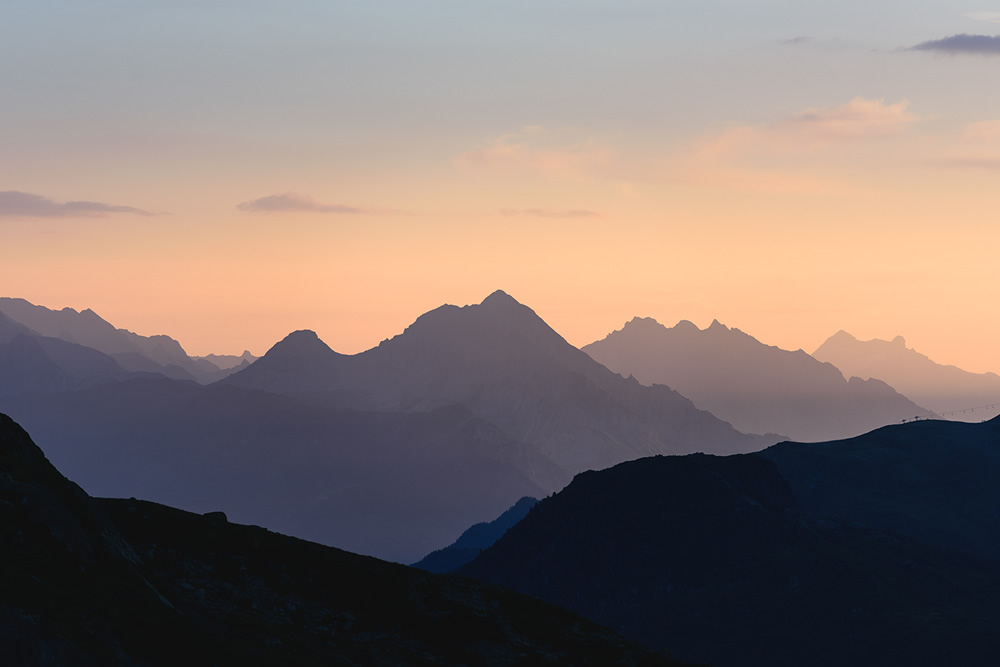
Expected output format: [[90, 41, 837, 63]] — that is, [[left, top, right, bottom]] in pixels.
[[707, 319, 728, 331], [263, 330, 335, 360], [480, 290, 521, 308], [892, 335, 906, 347]]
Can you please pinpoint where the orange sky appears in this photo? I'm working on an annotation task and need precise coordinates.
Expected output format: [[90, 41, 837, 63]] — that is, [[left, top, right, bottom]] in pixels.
[[2, 3, 999, 373]]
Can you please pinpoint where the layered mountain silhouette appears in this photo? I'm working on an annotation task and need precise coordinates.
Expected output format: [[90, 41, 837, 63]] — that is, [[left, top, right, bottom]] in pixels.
[[0, 311, 142, 394], [0, 413, 680, 665], [0, 298, 241, 383], [226, 291, 776, 488], [584, 317, 934, 442], [1, 379, 548, 563], [462, 417, 1000, 666], [192, 350, 257, 370], [413, 496, 538, 573], [814, 330, 1000, 420]]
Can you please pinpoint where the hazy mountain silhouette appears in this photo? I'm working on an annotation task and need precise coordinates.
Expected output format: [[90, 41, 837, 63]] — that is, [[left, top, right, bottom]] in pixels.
[[226, 291, 776, 489], [462, 418, 1000, 666], [813, 330, 1000, 420], [0, 413, 681, 666], [584, 317, 933, 442], [0, 312, 143, 394], [0, 297, 240, 384], [1, 378, 554, 563], [413, 496, 538, 573], [192, 350, 257, 370]]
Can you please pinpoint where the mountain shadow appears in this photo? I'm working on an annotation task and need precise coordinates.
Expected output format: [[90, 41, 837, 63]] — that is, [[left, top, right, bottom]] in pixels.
[[584, 317, 933, 442], [0, 413, 683, 666], [413, 496, 538, 573], [461, 420, 1000, 666], [813, 330, 1000, 421], [224, 291, 776, 490]]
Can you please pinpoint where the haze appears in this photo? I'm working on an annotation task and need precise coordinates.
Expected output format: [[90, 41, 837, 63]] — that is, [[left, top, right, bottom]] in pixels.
[[2, 1, 999, 373]]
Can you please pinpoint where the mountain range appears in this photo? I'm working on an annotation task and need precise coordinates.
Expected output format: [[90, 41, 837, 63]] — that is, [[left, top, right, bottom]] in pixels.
[[813, 330, 1000, 421], [224, 291, 776, 488], [462, 417, 1000, 666], [0, 298, 247, 383], [0, 412, 680, 666], [583, 317, 933, 442]]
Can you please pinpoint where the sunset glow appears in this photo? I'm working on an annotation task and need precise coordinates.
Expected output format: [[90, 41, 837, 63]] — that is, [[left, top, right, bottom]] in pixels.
[[3, 2, 999, 372]]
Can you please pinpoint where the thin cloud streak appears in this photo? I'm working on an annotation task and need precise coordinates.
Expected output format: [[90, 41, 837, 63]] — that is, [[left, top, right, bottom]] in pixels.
[[456, 127, 614, 179], [963, 12, 1000, 24], [911, 34, 1000, 55], [499, 208, 599, 219], [237, 193, 364, 214], [0, 191, 152, 218]]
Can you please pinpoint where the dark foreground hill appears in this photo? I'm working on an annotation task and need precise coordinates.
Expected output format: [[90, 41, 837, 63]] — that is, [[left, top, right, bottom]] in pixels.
[[414, 496, 539, 573], [761, 417, 1000, 562], [0, 413, 683, 666], [462, 420, 1000, 666]]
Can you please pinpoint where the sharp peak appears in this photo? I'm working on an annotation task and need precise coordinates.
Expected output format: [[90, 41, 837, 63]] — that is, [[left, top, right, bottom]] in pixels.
[[480, 289, 523, 307]]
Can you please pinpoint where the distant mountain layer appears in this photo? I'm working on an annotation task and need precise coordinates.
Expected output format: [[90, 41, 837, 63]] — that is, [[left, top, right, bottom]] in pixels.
[[225, 291, 776, 490], [413, 496, 539, 573], [584, 317, 933, 442], [0, 413, 679, 666], [1, 379, 548, 564], [192, 350, 257, 370], [462, 417, 1000, 666], [813, 330, 1000, 420], [0, 312, 142, 394], [0, 298, 241, 383]]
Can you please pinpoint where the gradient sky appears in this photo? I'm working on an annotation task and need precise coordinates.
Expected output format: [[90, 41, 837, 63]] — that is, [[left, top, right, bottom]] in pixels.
[[2, 1, 999, 372]]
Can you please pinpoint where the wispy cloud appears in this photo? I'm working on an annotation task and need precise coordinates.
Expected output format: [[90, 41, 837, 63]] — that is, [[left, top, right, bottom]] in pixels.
[[778, 98, 917, 142], [911, 34, 1000, 55], [499, 208, 599, 218], [964, 119, 1000, 140], [694, 99, 916, 161], [455, 126, 613, 178], [676, 98, 917, 194], [237, 192, 364, 214], [0, 191, 152, 218], [931, 157, 1000, 170], [964, 12, 1000, 24]]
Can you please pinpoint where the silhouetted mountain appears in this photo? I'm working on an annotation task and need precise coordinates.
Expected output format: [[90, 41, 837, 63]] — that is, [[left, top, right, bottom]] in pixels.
[[193, 350, 257, 370], [584, 317, 933, 442], [413, 496, 538, 573], [226, 291, 775, 489], [462, 420, 1000, 666], [0, 312, 141, 394], [761, 417, 1000, 562], [1, 378, 553, 563], [813, 330, 1000, 420], [0, 413, 682, 666], [0, 297, 242, 383]]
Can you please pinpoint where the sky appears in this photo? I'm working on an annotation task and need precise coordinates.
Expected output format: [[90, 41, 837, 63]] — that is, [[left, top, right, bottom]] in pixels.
[[2, 1, 1000, 372]]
